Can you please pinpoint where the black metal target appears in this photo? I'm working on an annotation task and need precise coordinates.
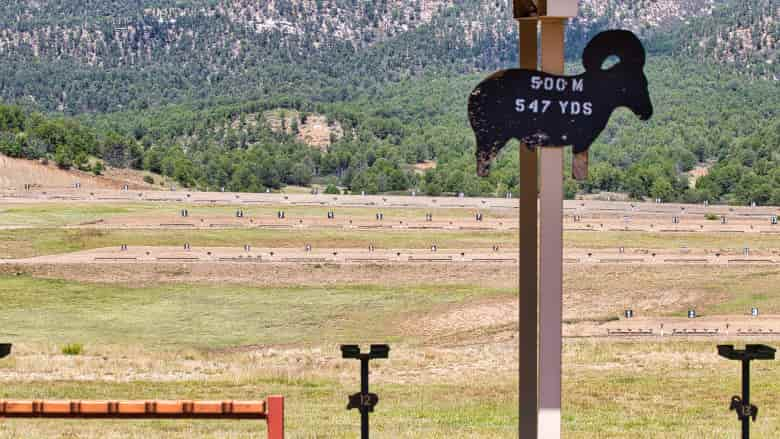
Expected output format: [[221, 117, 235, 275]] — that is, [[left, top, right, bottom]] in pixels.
[[469, 30, 653, 176]]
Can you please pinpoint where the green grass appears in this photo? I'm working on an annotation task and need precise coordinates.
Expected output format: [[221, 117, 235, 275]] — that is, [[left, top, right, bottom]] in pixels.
[[5, 228, 780, 260], [5, 227, 780, 260], [0, 379, 517, 438], [60, 343, 84, 355], [0, 202, 503, 228], [565, 231, 780, 250], [563, 340, 780, 438], [2, 341, 779, 437], [4, 201, 780, 259], [0, 204, 159, 227], [700, 269, 780, 315], [0, 228, 516, 259], [0, 275, 511, 349], [0, 274, 517, 437], [4, 203, 780, 437]]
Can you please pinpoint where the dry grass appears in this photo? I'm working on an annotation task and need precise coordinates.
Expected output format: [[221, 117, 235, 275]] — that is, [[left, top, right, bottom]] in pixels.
[[564, 340, 780, 438], [3, 200, 780, 437], [0, 275, 513, 349], [3, 341, 778, 438], [0, 202, 488, 228], [566, 230, 780, 250], [0, 275, 518, 438], [0, 228, 515, 259]]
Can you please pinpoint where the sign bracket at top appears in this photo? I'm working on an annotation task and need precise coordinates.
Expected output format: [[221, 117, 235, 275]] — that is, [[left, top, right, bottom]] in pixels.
[[513, 0, 578, 19]]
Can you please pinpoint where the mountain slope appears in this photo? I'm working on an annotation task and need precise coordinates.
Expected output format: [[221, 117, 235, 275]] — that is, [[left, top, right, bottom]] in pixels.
[[0, 0, 775, 114]]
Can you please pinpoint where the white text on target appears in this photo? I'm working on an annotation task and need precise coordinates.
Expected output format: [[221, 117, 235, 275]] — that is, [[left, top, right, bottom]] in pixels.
[[515, 99, 593, 116], [530, 76, 584, 93]]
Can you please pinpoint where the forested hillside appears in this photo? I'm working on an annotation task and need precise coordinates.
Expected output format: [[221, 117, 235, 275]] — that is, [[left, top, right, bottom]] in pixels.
[[0, 0, 775, 113], [0, 0, 777, 204]]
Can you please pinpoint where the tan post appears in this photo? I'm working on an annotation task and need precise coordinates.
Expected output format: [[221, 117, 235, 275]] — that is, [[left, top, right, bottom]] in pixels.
[[514, 1, 574, 437], [539, 16, 566, 439], [515, 4, 539, 436]]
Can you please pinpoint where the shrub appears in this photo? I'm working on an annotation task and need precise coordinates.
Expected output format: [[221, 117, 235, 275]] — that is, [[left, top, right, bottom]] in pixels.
[[324, 184, 340, 195], [61, 343, 83, 355], [143, 175, 155, 185], [92, 161, 104, 175], [74, 152, 90, 171], [54, 145, 73, 169], [704, 213, 719, 221]]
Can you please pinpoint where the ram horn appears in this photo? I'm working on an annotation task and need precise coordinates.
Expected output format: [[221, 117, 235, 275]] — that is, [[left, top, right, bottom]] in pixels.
[[582, 30, 646, 72]]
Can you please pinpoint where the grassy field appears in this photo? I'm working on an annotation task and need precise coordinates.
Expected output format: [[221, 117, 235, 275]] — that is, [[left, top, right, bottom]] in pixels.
[[564, 340, 780, 438], [0, 203, 498, 227], [0, 275, 518, 438], [4, 200, 780, 438], [2, 340, 778, 438], [0, 228, 517, 259], [0, 204, 161, 227], [4, 201, 780, 260], [0, 379, 518, 438], [5, 227, 780, 260], [566, 231, 780, 250], [0, 275, 512, 348]]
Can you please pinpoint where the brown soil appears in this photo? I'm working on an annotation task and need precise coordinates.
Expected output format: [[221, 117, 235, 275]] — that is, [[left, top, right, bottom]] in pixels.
[[0, 155, 163, 191], [688, 164, 711, 187], [0, 259, 518, 288], [263, 110, 344, 151], [412, 161, 437, 173]]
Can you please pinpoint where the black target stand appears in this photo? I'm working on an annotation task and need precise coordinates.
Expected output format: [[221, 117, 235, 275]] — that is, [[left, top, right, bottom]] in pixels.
[[341, 344, 389, 439], [0, 343, 11, 359], [717, 344, 776, 439]]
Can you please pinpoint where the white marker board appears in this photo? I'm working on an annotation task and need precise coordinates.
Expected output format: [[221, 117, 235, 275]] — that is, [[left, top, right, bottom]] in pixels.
[[546, 0, 578, 17]]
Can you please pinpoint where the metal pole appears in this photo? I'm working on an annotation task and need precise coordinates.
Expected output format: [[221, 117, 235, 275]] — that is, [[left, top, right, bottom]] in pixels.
[[361, 357, 370, 439], [538, 17, 566, 439], [742, 359, 750, 439], [517, 16, 539, 439], [342, 344, 387, 439]]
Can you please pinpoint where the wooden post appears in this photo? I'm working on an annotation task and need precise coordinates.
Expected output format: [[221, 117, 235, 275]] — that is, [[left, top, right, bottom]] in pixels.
[[573, 152, 589, 180], [513, 3, 575, 437], [516, 15, 539, 439], [267, 395, 285, 439], [538, 17, 565, 439]]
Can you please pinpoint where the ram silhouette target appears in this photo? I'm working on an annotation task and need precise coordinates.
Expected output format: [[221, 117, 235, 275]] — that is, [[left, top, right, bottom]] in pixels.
[[469, 30, 653, 177]]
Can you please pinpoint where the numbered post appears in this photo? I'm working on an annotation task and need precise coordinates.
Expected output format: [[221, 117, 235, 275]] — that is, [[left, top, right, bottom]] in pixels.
[[718, 344, 776, 439], [341, 345, 390, 439]]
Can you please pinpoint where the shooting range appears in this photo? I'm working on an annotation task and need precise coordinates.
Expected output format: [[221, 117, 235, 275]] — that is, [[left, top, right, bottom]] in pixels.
[[469, 0, 655, 435], [0, 0, 778, 437]]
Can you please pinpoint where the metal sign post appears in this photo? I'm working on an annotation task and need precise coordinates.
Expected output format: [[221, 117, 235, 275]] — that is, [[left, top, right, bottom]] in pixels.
[[718, 344, 776, 439], [472, 3, 652, 438], [341, 344, 390, 439]]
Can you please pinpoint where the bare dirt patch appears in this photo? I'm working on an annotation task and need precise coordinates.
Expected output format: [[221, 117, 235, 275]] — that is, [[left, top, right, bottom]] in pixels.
[[412, 160, 437, 173], [404, 296, 518, 344], [0, 260, 518, 287], [0, 155, 162, 191], [263, 109, 344, 151]]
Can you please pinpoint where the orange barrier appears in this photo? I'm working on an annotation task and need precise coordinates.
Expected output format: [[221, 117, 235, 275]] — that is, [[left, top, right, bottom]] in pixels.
[[0, 395, 284, 438]]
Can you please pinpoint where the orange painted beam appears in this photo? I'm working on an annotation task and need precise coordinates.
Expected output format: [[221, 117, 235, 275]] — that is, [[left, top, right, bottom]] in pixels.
[[0, 396, 284, 439], [0, 399, 267, 418]]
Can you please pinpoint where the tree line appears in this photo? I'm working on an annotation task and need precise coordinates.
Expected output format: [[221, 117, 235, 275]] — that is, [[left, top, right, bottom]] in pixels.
[[1, 55, 777, 203]]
